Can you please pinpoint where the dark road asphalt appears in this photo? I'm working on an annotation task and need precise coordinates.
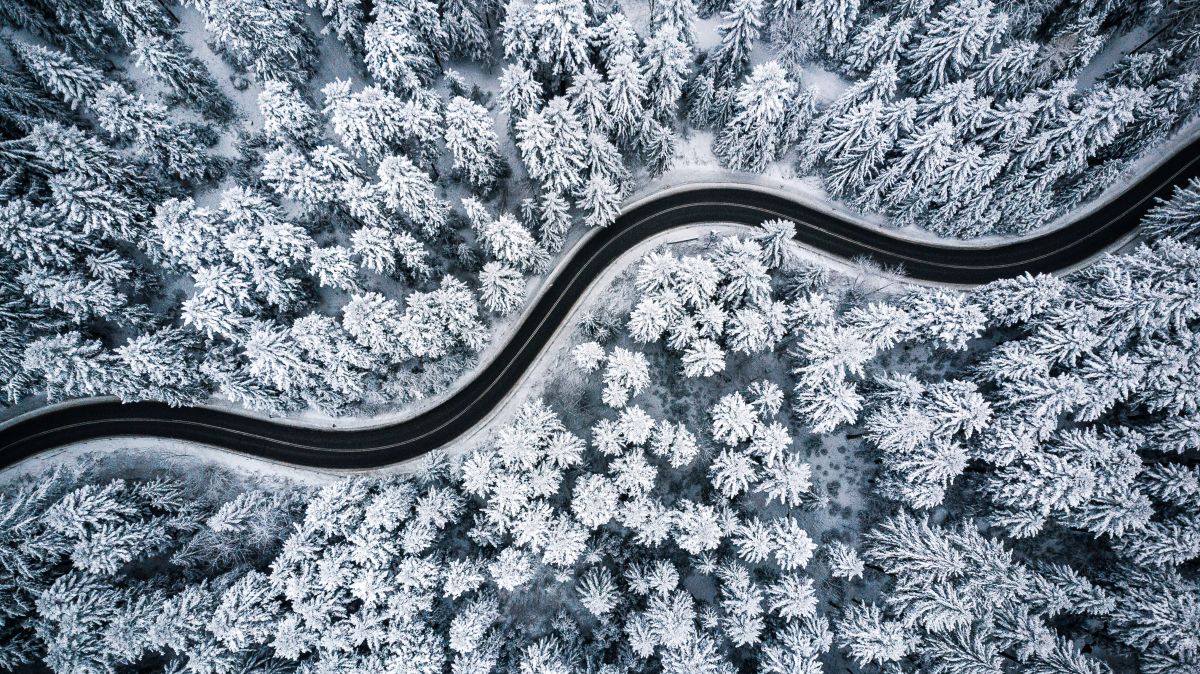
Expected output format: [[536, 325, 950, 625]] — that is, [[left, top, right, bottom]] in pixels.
[[2, 139, 1199, 471]]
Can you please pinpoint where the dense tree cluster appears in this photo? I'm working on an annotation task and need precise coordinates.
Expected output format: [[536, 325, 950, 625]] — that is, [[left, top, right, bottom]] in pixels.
[[1, 391, 833, 674], [627, 227, 985, 433], [2, 1, 1200, 672], [0, 0, 527, 415], [691, 0, 1200, 237], [620, 212, 1200, 671]]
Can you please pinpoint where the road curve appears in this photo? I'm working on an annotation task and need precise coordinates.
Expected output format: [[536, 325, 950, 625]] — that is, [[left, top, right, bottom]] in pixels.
[[2, 138, 1199, 471]]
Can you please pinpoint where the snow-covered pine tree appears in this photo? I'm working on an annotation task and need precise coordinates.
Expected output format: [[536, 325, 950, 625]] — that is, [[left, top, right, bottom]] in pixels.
[[567, 66, 609, 134], [7, 39, 102, 110], [90, 84, 213, 180], [713, 61, 796, 173], [21, 331, 128, 401], [260, 146, 349, 211], [800, 0, 861, 58], [321, 79, 411, 160], [713, 0, 764, 83], [1143, 177, 1200, 241], [605, 51, 648, 147], [152, 197, 230, 272], [364, 2, 439, 95], [499, 63, 542, 126], [576, 173, 622, 228], [242, 320, 321, 395], [464, 197, 547, 272], [442, 0, 491, 62], [844, 15, 915, 74], [131, 31, 231, 118], [755, 219, 795, 267], [652, 0, 700, 47], [444, 96, 501, 190], [0, 64, 70, 131], [310, 245, 361, 292], [186, 0, 317, 83], [48, 171, 148, 243], [377, 154, 449, 237], [258, 80, 323, 147], [478, 262, 526, 315], [342, 291, 406, 360], [975, 40, 1040, 99], [535, 191, 573, 252], [350, 226, 400, 275], [641, 27, 692, 121], [641, 119, 678, 177], [219, 186, 314, 270], [502, 0, 591, 81], [515, 97, 588, 197], [100, 0, 173, 42], [901, 0, 1007, 94], [306, 0, 365, 57]]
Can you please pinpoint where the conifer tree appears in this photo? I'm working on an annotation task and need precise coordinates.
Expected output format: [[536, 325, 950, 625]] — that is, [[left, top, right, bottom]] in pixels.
[[515, 97, 588, 197], [606, 51, 649, 146], [713, 0, 764, 83], [91, 84, 213, 180], [20, 267, 124, 322], [576, 173, 622, 228], [499, 63, 542, 125], [844, 16, 915, 73], [307, 0, 365, 57], [1143, 177, 1200, 241], [364, 3, 438, 95], [713, 61, 795, 172], [0, 199, 92, 268], [116, 328, 207, 406], [260, 81, 324, 147], [321, 79, 409, 160], [377, 154, 449, 237], [100, 0, 172, 41], [502, 0, 591, 80], [653, 0, 699, 47], [902, 0, 1007, 94], [7, 39, 102, 110], [443, 0, 490, 62], [536, 191, 573, 251], [802, 0, 861, 57], [445, 96, 502, 190], [21, 331, 127, 401], [641, 27, 692, 120], [642, 119, 678, 177], [478, 262, 526, 315], [131, 31, 231, 118], [187, 0, 317, 83]]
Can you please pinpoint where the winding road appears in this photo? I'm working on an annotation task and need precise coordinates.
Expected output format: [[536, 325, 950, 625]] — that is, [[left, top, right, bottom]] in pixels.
[[2, 139, 1199, 471]]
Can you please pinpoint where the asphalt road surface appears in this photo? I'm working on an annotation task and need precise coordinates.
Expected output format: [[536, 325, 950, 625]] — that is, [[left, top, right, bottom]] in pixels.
[[3, 140, 1199, 471]]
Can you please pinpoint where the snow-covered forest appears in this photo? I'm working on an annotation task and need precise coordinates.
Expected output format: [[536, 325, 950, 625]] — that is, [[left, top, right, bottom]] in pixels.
[[2, 0, 1200, 672], [5, 220, 1200, 673], [2, 0, 1199, 419]]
